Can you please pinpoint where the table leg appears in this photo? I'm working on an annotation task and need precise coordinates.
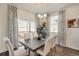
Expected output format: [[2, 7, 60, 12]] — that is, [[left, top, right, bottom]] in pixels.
[[28, 49, 30, 56]]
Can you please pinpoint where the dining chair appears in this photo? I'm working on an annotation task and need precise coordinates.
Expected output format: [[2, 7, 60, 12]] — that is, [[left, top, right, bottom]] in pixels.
[[23, 32, 31, 40], [3, 37, 29, 56], [32, 32, 38, 38], [36, 36, 53, 56], [50, 35, 58, 55], [19, 32, 25, 38], [22, 31, 38, 40]]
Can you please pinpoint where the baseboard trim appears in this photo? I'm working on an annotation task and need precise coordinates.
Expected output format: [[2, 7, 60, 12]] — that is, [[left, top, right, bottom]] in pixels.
[[0, 51, 9, 56], [65, 46, 79, 52], [57, 44, 79, 52]]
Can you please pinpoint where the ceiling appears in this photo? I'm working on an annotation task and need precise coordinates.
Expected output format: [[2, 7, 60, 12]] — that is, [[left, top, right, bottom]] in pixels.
[[11, 3, 78, 14]]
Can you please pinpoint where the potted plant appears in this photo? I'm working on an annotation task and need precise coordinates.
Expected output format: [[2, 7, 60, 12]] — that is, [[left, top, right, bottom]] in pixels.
[[37, 22, 47, 40]]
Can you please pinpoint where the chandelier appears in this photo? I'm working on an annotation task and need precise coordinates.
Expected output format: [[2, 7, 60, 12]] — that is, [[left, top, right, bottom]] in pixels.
[[37, 13, 47, 18], [37, 3, 48, 18]]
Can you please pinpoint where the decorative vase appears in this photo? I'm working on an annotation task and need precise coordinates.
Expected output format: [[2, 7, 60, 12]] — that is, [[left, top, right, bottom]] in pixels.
[[37, 37, 41, 40]]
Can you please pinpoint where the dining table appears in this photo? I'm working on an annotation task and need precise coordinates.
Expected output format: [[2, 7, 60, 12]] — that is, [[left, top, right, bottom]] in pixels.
[[19, 37, 47, 56], [19, 32, 58, 56]]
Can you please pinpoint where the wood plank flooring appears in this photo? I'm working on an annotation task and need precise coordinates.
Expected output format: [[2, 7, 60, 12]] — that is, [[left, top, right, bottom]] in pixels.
[[48, 45, 79, 56]]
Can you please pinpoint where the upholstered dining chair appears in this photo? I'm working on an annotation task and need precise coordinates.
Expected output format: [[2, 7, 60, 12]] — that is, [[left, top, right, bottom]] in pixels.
[[36, 36, 53, 56], [23, 32, 31, 40], [50, 35, 58, 55], [32, 32, 38, 38], [3, 37, 29, 56]]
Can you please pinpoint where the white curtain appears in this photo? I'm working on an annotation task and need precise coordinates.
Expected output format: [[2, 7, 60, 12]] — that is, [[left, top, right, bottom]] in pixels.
[[35, 14, 39, 32], [58, 10, 66, 47], [8, 5, 18, 49]]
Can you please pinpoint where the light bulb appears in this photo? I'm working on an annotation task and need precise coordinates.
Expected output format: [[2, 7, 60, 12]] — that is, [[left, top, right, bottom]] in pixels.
[[38, 14, 41, 17], [44, 14, 47, 17], [40, 15, 43, 18]]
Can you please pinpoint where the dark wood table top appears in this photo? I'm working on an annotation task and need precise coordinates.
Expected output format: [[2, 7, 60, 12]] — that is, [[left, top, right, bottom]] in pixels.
[[20, 37, 46, 51]]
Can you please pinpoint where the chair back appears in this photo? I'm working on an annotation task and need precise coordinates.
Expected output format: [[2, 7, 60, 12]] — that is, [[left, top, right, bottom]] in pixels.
[[3, 37, 14, 56], [51, 35, 57, 49], [24, 32, 30, 40], [44, 36, 53, 55], [32, 32, 38, 38]]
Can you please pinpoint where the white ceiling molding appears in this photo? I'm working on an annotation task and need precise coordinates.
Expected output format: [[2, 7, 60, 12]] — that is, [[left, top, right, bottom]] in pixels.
[[9, 3, 78, 14]]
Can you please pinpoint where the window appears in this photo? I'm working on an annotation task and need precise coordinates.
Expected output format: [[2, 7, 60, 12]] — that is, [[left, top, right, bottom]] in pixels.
[[30, 20, 36, 32], [50, 15, 58, 32], [18, 19, 36, 32]]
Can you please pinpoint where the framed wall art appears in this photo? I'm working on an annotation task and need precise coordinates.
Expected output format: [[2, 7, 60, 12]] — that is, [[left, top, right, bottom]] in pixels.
[[67, 18, 79, 28]]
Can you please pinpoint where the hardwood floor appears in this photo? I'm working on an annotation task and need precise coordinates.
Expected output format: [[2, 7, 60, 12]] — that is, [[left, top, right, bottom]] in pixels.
[[1, 45, 79, 56], [49, 45, 79, 56], [19, 45, 79, 56]]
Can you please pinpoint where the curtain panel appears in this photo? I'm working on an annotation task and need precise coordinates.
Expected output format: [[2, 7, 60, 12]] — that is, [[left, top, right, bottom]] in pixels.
[[8, 5, 18, 49], [58, 10, 66, 47]]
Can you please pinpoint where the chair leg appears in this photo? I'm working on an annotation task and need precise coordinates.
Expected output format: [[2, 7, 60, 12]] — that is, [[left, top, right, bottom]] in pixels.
[[24, 46, 27, 50], [54, 47, 56, 55], [51, 47, 56, 56], [28, 49, 30, 56], [50, 49, 53, 55], [26, 48, 30, 56]]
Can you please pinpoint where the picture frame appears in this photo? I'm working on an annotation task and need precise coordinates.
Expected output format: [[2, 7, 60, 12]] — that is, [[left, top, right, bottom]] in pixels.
[[67, 18, 79, 28]]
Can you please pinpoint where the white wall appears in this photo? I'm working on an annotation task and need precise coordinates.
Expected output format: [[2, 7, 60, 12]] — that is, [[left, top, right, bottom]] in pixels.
[[0, 4, 8, 53], [17, 9, 35, 20], [65, 5, 79, 50]]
